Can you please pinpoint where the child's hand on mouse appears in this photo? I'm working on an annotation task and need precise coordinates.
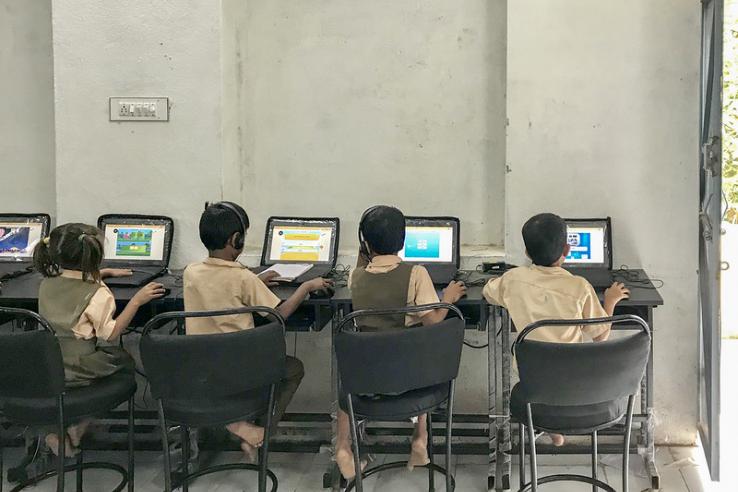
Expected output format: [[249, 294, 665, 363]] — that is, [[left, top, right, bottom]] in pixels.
[[442, 280, 467, 304], [259, 271, 281, 287], [305, 277, 334, 293], [604, 282, 630, 305], [132, 282, 167, 306], [100, 268, 133, 279]]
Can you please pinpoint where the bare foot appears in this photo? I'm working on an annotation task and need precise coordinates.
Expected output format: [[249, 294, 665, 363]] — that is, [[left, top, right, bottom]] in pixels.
[[407, 437, 430, 471], [336, 447, 367, 480], [67, 419, 92, 448], [548, 433, 565, 447], [45, 433, 79, 458], [240, 441, 258, 464], [225, 421, 264, 448]]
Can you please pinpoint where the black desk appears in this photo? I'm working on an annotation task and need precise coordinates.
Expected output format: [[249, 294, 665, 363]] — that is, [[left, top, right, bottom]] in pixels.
[[488, 269, 664, 491]]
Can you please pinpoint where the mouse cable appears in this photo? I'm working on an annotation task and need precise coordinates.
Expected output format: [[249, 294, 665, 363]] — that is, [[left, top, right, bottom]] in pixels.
[[463, 339, 489, 349], [612, 265, 665, 289]]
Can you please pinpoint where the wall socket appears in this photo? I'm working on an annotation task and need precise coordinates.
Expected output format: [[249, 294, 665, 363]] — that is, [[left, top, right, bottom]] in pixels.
[[109, 97, 169, 121]]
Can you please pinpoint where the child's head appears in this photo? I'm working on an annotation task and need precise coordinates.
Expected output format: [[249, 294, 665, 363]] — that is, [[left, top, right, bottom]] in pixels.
[[34, 223, 105, 281], [359, 205, 406, 257], [199, 201, 250, 257], [522, 213, 570, 267]]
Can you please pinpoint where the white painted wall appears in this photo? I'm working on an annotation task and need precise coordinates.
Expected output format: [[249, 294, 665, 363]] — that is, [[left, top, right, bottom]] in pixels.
[[0, 0, 55, 216], [51, 0, 224, 266], [224, 0, 507, 253], [507, 0, 700, 444]]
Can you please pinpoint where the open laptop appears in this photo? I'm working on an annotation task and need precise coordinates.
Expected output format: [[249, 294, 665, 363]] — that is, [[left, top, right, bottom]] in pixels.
[[0, 214, 50, 279], [255, 217, 340, 283], [562, 217, 614, 288], [399, 216, 460, 285], [97, 214, 174, 287]]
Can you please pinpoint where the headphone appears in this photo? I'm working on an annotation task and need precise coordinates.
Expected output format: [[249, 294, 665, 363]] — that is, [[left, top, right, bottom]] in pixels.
[[358, 205, 381, 262], [207, 201, 248, 250]]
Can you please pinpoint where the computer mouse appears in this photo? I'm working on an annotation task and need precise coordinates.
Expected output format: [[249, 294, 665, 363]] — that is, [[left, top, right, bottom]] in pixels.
[[310, 286, 335, 299], [161, 287, 171, 297]]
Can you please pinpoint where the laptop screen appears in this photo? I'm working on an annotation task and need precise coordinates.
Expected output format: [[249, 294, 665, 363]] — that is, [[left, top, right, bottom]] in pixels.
[[398, 217, 459, 266], [563, 218, 612, 269], [263, 218, 339, 265], [98, 215, 173, 266], [0, 222, 44, 260]]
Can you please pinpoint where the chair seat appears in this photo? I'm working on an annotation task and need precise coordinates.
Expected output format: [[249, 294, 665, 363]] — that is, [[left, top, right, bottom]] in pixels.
[[340, 383, 450, 421], [162, 387, 270, 427], [2, 371, 136, 425], [510, 383, 628, 434]]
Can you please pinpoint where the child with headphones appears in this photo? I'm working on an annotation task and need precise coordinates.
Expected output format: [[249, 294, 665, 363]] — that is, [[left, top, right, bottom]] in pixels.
[[183, 201, 332, 461], [34, 223, 166, 457], [334, 205, 467, 479]]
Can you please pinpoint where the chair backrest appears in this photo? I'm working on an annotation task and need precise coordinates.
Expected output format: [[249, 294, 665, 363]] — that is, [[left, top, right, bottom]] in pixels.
[[335, 303, 465, 394], [0, 307, 65, 398], [140, 307, 286, 400], [513, 315, 651, 406]]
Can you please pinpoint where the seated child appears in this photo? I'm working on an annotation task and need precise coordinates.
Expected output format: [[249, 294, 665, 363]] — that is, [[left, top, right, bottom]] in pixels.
[[184, 201, 332, 461], [483, 213, 630, 445], [34, 223, 165, 456], [335, 205, 467, 479]]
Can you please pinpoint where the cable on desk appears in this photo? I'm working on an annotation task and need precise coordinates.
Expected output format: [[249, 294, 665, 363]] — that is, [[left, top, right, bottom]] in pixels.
[[329, 264, 351, 286], [463, 339, 489, 349], [612, 265, 665, 289]]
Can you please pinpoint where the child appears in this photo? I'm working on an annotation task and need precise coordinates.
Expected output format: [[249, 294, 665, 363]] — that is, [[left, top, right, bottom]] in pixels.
[[183, 201, 332, 460], [335, 205, 466, 479], [34, 223, 165, 456], [483, 213, 630, 445]]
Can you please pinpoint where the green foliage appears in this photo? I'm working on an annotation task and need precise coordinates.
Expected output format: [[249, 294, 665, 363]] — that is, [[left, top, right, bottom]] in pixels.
[[724, 2, 738, 222]]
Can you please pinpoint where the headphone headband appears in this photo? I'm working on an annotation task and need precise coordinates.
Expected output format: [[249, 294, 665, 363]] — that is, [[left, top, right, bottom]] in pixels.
[[358, 205, 382, 261], [208, 201, 248, 249]]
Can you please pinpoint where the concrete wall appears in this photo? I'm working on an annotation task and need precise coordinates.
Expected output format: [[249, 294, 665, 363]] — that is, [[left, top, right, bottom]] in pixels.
[[224, 0, 507, 253], [506, 0, 700, 444], [51, 0, 224, 265], [0, 0, 55, 216]]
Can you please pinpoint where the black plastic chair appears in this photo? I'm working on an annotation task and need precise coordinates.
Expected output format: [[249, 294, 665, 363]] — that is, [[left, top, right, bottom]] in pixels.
[[140, 306, 287, 492], [511, 315, 651, 492], [335, 303, 466, 492], [0, 307, 135, 492]]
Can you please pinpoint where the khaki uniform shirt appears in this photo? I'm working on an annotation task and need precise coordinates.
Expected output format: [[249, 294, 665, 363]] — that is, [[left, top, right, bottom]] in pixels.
[[61, 270, 117, 342], [183, 257, 281, 334], [483, 265, 610, 343], [349, 255, 440, 326]]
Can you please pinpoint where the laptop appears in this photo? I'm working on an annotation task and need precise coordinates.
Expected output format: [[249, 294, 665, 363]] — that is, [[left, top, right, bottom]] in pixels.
[[255, 217, 340, 283], [0, 214, 51, 279], [398, 216, 460, 285], [562, 217, 614, 288], [97, 214, 174, 287]]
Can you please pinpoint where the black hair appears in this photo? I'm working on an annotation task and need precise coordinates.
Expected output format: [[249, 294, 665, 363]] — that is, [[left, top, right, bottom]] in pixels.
[[361, 205, 406, 255], [33, 223, 104, 282], [199, 202, 250, 251], [522, 213, 568, 266]]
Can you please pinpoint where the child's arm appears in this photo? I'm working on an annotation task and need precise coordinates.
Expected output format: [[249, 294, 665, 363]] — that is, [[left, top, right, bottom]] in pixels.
[[276, 277, 333, 319], [420, 281, 466, 326], [590, 282, 630, 341], [108, 282, 166, 339]]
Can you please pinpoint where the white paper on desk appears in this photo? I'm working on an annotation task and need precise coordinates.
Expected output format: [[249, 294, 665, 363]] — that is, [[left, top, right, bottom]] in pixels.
[[258, 263, 313, 281]]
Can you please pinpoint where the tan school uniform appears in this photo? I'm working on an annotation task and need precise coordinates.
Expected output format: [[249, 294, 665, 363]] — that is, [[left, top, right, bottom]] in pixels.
[[483, 265, 610, 343], [183, 257, 281, 335]]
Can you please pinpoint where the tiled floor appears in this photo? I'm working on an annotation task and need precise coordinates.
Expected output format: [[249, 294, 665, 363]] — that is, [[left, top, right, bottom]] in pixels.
[[1, 445, 712, 491]]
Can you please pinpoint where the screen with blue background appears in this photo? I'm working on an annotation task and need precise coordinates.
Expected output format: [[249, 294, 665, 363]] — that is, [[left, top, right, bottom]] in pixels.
[[404, 230, 441, 259], [566, 232, 592, 260]]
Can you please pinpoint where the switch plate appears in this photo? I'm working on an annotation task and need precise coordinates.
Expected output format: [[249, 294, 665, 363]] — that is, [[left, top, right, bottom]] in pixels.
[[109, 97, 169, 121]]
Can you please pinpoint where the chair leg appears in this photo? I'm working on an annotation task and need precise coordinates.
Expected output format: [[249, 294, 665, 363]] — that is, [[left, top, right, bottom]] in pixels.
[[128, 397, 135, 492], [181, 426, 190, 492], [260, 384, 276, 492], [1, 432, 4, 492], [76, 450, 84, 492], [57, 395, 65, 492], [525, 404, 537, 492], [157, 400, 172, 492], [623, 396, 635, 492], [427, 412, 435, 492], [591, 431, 598, 492], [445, 381, 455, 492], [518, 423, 525, 491], [346, 395, 363, 492]]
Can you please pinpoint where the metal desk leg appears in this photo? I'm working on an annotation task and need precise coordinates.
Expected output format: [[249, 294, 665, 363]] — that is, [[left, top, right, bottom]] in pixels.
[[499, 309, 511, 491], [328, 305, 343, 491], [488, 306, 497, 491], [644, 306, 660, 490]]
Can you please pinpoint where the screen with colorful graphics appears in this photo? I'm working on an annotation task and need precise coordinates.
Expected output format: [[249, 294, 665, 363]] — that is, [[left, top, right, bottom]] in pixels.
[[399, 225, 455, 263], [103, 224, 166, 261], [565, 225, 606, 264], [266, 220, 336, 264], [0, 222, 43, 259]]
